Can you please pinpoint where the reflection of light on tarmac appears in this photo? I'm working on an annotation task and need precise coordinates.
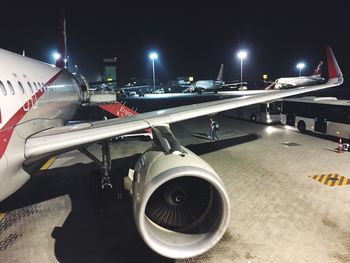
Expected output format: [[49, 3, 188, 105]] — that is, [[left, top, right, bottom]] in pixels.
[[264, 126, 280, 134], [283, 125, 295, 130]]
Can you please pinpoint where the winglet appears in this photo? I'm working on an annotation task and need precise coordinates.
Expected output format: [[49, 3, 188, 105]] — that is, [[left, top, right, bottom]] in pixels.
[[326, 46, 342, 79]]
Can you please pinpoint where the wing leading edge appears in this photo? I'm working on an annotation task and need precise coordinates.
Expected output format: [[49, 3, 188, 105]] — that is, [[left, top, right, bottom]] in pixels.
[[25, 47, 343, 161]]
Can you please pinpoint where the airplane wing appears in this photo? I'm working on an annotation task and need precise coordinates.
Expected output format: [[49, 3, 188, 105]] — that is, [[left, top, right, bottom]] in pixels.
[[25, 47, 343, 161], [25, 79, 342, 161]]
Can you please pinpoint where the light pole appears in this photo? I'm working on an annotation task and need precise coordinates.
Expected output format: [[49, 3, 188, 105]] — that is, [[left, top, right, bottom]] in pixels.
[[296, 63, 305, 76], [237, 50, 248, 88], [149, 52, 158, 92], [53, 52, 61, 64]]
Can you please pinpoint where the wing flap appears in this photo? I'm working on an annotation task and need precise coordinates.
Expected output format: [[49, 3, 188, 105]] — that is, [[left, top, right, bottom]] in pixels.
[[25, 119, 151, 160]]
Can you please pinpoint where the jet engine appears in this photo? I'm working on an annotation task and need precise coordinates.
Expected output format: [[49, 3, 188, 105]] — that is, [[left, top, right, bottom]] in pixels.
[[129, 126, 230, 259]]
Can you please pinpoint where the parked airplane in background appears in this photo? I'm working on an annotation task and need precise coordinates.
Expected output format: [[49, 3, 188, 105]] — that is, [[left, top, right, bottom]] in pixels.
[[0, 46, 343, 259], [188, 64, 247, 93], [265, 61, 325, 90]]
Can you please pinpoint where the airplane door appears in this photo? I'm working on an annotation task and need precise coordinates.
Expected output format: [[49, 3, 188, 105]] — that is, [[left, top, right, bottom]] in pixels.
[[314, 117, 327, 133], [286, 114, 295, 126], [12, 73, 31, 111]]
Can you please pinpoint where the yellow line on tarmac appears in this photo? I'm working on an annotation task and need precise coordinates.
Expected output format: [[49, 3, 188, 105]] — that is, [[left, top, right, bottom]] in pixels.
[[40, 156, 57, 170], [0, 212, 6, 221]]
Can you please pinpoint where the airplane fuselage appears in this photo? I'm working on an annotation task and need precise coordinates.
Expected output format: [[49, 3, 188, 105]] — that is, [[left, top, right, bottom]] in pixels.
[[0, 48, 82, 200], [193, 80, 223, 91], [274, 75, 324, 89]]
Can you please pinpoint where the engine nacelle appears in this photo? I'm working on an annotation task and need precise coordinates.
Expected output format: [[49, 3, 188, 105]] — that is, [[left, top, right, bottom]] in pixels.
[[131, 146, 230, 259]]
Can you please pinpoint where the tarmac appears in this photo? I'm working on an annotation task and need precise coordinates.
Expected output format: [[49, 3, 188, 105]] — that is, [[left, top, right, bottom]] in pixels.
[[1, 111, 350, 263]]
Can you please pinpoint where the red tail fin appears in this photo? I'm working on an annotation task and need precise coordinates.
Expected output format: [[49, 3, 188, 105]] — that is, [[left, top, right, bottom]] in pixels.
[[55, 8, 67, 68], [326, 46, 342, 79]]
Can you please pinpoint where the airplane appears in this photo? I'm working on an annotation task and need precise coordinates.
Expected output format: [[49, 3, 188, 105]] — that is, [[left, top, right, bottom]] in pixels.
[[265, 61, 325, 90], [0, 46, 343, 259], [187, 64, 247, 93]]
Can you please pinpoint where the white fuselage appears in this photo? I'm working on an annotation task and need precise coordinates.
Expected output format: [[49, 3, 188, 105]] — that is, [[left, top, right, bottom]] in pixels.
[[193, 80, 223, 90], [0, 48, 82, 201], [274, 75, 323, 89]]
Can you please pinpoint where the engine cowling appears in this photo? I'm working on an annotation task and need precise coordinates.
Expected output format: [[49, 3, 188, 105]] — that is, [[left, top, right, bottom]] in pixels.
[[131, 146, 230, 259]]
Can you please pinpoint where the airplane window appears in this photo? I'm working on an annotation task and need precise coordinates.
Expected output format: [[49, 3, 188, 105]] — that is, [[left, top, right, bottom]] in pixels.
[[0, 81, 7, 96], [33, 82, 38, 91], [18, 81, 25, 94], [38, 82, 43, 92], [27, 82, 33, 93], [7, 81, 15, 95]]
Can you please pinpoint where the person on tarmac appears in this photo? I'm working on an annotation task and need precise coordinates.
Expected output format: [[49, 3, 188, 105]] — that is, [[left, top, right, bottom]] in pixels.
[[208, 118, 219, 140]]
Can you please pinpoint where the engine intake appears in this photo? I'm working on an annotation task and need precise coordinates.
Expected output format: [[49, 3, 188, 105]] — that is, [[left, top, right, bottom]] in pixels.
[[131, 146, 230, 259]]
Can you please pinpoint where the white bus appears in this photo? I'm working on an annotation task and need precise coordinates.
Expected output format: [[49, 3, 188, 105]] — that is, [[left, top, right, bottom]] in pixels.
[[281, 97, 350, 139], [228, 101, 281, 123]]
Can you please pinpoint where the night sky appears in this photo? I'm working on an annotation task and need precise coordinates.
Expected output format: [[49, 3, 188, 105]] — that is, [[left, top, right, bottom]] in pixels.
[[1, 0, 349, 84]]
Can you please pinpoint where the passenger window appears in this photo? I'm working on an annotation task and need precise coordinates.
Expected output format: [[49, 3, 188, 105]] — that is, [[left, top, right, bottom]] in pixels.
[[33, 82, 38, 91], [0, 81, 7, 95], [37, 82, 43, 92], [18, 81, 25, 94], [7, 81, 15, 95], [27, 82, 33, 93]]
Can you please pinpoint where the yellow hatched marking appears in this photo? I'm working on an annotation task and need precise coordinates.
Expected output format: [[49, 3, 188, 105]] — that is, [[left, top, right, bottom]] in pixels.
[[310, 173, 350, 187], [327, 179, 333, 187], [326, 174, 336, 187], [333, 175, 341, 186], [313, 175, 320, 181], [0, 212, 6, 221], [320, 174, 329, 185], [40, 156, 57, 170]]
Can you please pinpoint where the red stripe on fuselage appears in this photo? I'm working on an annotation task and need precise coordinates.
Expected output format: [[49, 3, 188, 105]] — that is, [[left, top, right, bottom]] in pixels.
[[0, 70, 63, 159]]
